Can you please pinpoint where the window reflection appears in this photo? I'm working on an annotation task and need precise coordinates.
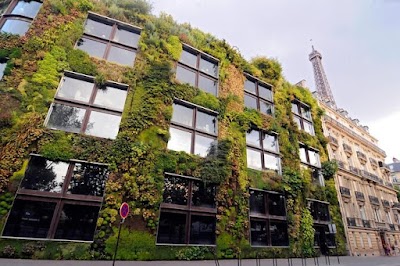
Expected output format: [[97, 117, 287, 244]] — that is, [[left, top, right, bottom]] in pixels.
[[260, 101, 273, 115], [190, 215, 216, 244], [264, 153, 280, 172], [77, 37, 107, 58], [194, 134, 215, 157], [199, 57, 218, 77], [84, 18, 112, 39], [176, 66, 196, 87], [244, 94, 258, 110], [244, 80, 256, 93], [57, 77, 94, 103], [94, 86, 127, 111], [246, 129, 261, 147], [113, 27, 140, 48], [251, 220, 268, 246], [0, 62, 7, 80], [247, 149, 262, 170], [47, 103, 86, 134], [171, 104, 193, 127], [11, 0, 42, 18], [68, 163, 108, 197], [162, 176, 189, 205], [179, 49, 197, 68], [270, 221, 289, 246], [198, 75, 217, 96], [157, 212, 186, 244], [196, 111, 217, 134], [259, 85, 273, 101], [268, 194, 286, 216], [108, 46, 136, 66], [1, 19, 31, 35], [263, 134, 278, 152], [192, 181, 216, 208], [85, 111, 121, 139], [250, 191, 266, 214], [167, 127, 192, 154]]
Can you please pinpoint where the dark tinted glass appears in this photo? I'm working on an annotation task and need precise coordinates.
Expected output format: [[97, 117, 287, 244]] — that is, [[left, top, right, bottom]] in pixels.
[[56, 76, 94, 103], [85, 111, 121, 139], [171, 103, 193, 127], [190, 215, 216, 245], [250, 220, 268, 246], [113, 27, 140, 47], [54, 204, 100, 241], [176, 66, 196, 87], [194, 134, 215, 157], [21, 156, 69, 193], [270, 221, 289, 246], [199, 57, 218, 77], [319, 203, 330, 221], [108, 46, 136, 66], [264, 153, 280, 172], [247, 148, 262, 170], [93, 86, 127, 111], [250, 190, 266, 214], [46, 103, 86, 134], [196, 111, 217, 134], [67, 163, 108, 197], [11, 0, 42, 18], [198, 75, 217, 96], [84, 18, 112, 39], [77, 37, 107, 58], [3, 199, 56, 238], [244, 94, 257, 110], [192, 181, 216, 208], [1, 19, 30, 35], [259, 84, 273, 101], [157, 212, 186, 244], [244, 79, 256, 94], [180, 49, 197, 68], [260, 100, 273, 115], [263, 133, 278, 152], [268, 193, 286, 216], [162, 176, 189, 205], [167, 127, 192, 153], [246, 129, 260, 147], [0, 62, 6, 80]]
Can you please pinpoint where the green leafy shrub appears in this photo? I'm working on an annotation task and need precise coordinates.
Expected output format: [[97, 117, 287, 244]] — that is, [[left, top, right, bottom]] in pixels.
[[176, 246, 208, 260]]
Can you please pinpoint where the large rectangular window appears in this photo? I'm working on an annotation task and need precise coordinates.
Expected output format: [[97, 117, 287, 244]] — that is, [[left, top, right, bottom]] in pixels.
[[45, 71, 128, 139], [244, 74, 274, 116], [249, 189, 288, 247], [176, 45, 219, 96], [157, 173, 217, 245], [76, 12, 141, 67], [0, 60, 7, 80], [168, 100, 218, 157], [3, 155, 108, 241], [309, 199, 330, 223], [0, 0, 42, 36], [246, 129, 281, 174], [292, 100, 315, 136]]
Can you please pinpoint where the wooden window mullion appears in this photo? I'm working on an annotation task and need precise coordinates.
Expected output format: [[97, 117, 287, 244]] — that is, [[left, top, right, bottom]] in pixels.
[[47, 199, 63, 239], [80, 107, 91, 133]]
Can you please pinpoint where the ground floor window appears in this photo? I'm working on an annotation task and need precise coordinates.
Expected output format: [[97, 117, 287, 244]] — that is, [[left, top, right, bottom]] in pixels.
[[156, 173, 217, 245]]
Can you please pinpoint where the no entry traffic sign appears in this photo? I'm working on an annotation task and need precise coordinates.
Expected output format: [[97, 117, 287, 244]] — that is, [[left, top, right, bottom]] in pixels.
[[119, 202, 129, 219]]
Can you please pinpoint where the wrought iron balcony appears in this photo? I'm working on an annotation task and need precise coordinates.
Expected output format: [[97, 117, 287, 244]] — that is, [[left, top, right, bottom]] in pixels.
[[362, 219, 372, 228], [369, 195, 380, 206], [376, 221, 387, 230], [357, 151, 367, 162], [382, 200, 391, 208], [360, 170, 381, 184], [347, 217, 357, 227], [355, 191, 365, 201], [393, 202, 400, 209], [389, 224, 396, 231], [328, 135, 339, 148], [369, 158, 378, 168], [343, 143, 352, 154], [340, 186, 351, 197]]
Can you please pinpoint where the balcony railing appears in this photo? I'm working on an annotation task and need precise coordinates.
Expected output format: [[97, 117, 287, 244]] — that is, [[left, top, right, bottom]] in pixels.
[[343, 143, 352, 154], [355, 191, 365, 201], [393, 202, 400, 209], [382, 200, 391, 208], [376, 221, 387, 230], [340, 186, 351, 197], [369, 195, 380, 206], [328, 135, 339, 147], [347, 217, 357, 227], [362, 219, 372, 228], [389, 224, 396, 231], [357, 151, 367, 162], [369, 158, 378, 168]]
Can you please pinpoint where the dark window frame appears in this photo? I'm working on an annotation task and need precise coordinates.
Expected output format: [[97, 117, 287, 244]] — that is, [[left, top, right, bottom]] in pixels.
[[0, 0, 42, 36], [308, 199, 331, 224], [2, 154, 108, 242], [45, 71, 128, 139], [299, 144, 321, 168], [291, 100, 315, 136], [246, 129, 281, 174], [176, 44, 219, 96], [244, 73, 275, 116], [76, 12, 141, 66], [156, 173, 217, 246], [168, 99, 218, 157], [249, 189, 288, 247]]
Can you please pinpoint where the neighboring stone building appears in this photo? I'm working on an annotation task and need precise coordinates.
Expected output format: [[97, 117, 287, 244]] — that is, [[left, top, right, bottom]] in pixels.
[[388, 159, 400, 186]]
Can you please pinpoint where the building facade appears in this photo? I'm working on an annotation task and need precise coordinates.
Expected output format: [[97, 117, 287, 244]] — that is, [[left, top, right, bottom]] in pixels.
[[388, 159, 400, 186]]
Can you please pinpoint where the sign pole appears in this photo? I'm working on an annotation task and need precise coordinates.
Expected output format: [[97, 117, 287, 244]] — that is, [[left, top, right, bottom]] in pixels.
[[112, 202, 129, 266], [112, 218, 124, 266]]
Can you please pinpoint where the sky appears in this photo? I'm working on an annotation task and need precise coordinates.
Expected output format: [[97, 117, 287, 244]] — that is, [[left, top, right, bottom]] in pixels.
[[150, 0, 400, 163]]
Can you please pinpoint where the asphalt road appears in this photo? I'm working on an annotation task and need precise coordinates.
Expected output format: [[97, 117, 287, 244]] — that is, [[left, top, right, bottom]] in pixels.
[[1, 256, 400, 266]]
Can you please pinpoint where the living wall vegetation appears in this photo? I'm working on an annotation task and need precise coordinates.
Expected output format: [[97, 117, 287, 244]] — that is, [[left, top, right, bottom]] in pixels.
[[0, 0, 346, 260]]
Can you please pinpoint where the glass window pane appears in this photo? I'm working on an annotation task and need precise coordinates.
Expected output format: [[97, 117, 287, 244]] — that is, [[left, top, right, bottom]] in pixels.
[[113, 26, 140, 48], [263, 133, 278, 152], [198, 75, 217, 96], [309, 150, 321, 167], [192, 181, 216, 208], [246, 129, 261, 147], [54, 204, 100, 241], [199, 57, 218, 77], [176, 66, 196, 87], [93, 86, 127, 111], [250, 220, 268, 246], [196, 111, 217, 134], [270, 221, 289, 246], [56, 76, 94, 103], [259, 84, 273, 101], [250, 190, 266, 214], [168, 127, 192, 154], [84, 18, 112, 39], [268, 193, 286, 216], [247, 148, 262, 170], [244, 94, 257, 110], [299, 147, 307, 163], [264, 153, 280, 172], [46, 103, 86, 134], [194, 134, 216, 157], [260, 100, 273, 116], [301, 106, 312, 120], [3, 199, 56, 238], [293, 116, 302, 129], [304, 121, 315, 136], [171, 103, 193, 127], [107, 46, 136, 66], [157, 211, 186, 244], [291, 103, 299, 114], [244, 79, 256, 94], [77, 37, 107, 58], [1, 19, 30, 35], [190, 215, 216, 245], [179, 49, 197, 68], [0, 62, 7, 80], [11, 0, 42, 18], [21, 156, 69, 193], [67, 163, 109, 197], [85, 111, 121, 139], [162, 176, 189, 205]]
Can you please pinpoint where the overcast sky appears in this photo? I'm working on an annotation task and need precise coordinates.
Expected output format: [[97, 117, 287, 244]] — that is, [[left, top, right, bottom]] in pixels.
[[151, 0, 400, 162]]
